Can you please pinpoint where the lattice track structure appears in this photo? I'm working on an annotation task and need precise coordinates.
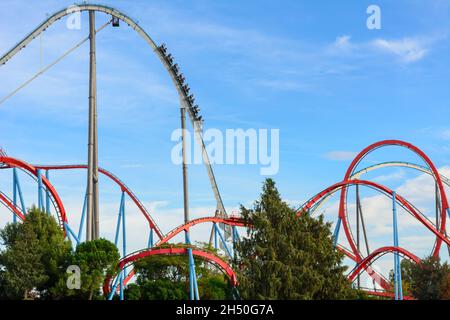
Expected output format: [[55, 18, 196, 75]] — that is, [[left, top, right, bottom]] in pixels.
[[0, 4, 448, 301], [298, 140, 450, 299], [0, 3, 236, 301], [2, 145, 449, 300]]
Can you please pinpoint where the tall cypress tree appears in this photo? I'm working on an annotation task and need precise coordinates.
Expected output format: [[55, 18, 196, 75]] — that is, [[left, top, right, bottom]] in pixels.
[[235, 178, 357, 300]]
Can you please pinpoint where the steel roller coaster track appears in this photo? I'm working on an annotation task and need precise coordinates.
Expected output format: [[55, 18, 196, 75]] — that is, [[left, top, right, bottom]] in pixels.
[[1, 3, 448, 300]]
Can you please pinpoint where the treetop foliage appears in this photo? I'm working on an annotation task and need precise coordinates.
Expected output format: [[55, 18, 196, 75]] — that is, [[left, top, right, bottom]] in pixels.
[[235, 178, 358, 300]]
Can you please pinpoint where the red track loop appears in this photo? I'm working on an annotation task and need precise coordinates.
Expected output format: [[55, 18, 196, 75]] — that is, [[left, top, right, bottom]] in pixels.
[[348, 246, 420, 282], [339, 140, 449, 259], [298, 179, 450, 290], [104, 246, 237, 295], [117, 216, 246, 288]]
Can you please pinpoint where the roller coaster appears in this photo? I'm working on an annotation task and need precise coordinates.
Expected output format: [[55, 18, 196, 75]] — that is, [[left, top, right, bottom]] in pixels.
[[0, 4, 449, 300]]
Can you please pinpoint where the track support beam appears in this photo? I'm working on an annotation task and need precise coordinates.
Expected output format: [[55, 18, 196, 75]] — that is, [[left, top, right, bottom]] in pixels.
[[12, 168, 26, 222], [392, 192, 403, 300], [333, 217, 342, 247], [86, 9, 99, 241]]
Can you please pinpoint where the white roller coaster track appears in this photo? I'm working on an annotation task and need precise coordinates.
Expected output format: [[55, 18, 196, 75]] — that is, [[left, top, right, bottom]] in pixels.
[[307, 161, 450, 215], [0, 3, 227, 219]]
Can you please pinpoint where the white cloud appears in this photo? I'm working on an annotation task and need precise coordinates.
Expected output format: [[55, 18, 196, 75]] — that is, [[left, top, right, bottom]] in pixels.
[[371, 38, 429, 63], [396, 166, 450, 207], [256, 79, 311, 92], [324, 151, 357, 161], [373, 170, 406, 183], [326, 34, 438, 64], [439, 129, 450, 140], [327, 35, 353, 54]]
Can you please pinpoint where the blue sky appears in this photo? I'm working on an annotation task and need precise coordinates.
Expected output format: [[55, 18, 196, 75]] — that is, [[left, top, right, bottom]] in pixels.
[[0, 1, 449, 281]]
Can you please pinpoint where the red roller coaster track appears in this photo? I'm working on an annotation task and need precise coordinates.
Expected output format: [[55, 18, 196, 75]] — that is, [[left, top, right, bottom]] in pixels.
[[1, 139, 448, 299], [0, 156, 68, 230], [348, 246, 420, 282], [104, 245, 238, 295], [156, 216, 247, 246], [33, 164, 163, 240], [299, 179, 450, 248], [0, 1, 445, 300], [339, 140, 449, 260], [0, 190, 25, 221], [113, 216, 246, 289]]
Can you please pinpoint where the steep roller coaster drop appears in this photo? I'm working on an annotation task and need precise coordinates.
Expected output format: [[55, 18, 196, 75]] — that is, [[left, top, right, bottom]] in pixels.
[[0, 4, 449, 300]]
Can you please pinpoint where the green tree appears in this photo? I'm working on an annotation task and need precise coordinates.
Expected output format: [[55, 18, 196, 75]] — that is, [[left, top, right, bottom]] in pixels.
[[396, 256, 450, 300], [234, 178, 357, 300], [67, 238, 120, 300], [0, 207, 72, 299]]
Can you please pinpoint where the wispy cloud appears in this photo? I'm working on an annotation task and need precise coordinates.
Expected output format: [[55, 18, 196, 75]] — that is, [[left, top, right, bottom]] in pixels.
[[327, 35, 354, 55], [324, 151, 357, 161], [439, 129, 450, 140], [327, 34, 439, 64], [373, 170, 406, 183], [371, 38, 429, 63], [256, 79, 312, 92]]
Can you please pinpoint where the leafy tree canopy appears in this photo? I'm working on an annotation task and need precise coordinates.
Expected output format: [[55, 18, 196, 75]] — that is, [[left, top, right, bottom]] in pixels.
[[0, 207, 72, 299], [393, 256, 450, 300], [68, 238, 120, 300], [0, 208, 119, 300], [234, 178, 358, 300]]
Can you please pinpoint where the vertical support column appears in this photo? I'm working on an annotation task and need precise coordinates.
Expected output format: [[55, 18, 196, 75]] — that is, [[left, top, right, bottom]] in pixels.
[[13, 168, 18, 223], [114, 192, 124, 247], [392, 192, 403, 300], [232, 226, 237, 259], [191, 251, 199, 300], [188, 248, 194, 300], [45, 170, 50, 214], [13, 168, 26, 218], [356, 184, 361, 289], [447, 208, 450, 258], [108, 273, 120, 300], [121, 192, 126, 257], [180, 105, 189, 228], [13, 168, 17, 223], [119, 268, 124, 301], [214, 223, 233, 258], [435, 183, 440, 229], [185, 232, 199, 300], [233, 226, 240, 241], [214, 223, 218, 250], [78, 192, 88, 241], [37, 169, 44, 211], [86, 9, 99, 241], [333, 217, 342, 247], [148, 228, 154, 248], [180, 104, 197, 300], [114, 191, 126, 257]]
